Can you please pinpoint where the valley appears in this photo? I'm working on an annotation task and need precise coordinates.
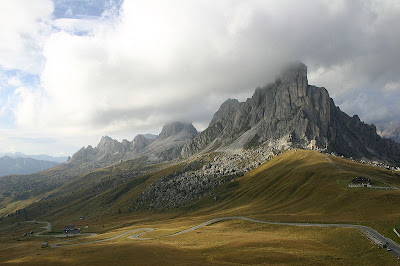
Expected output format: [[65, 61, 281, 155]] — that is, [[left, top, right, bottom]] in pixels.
[[1, 149, 400, 265]]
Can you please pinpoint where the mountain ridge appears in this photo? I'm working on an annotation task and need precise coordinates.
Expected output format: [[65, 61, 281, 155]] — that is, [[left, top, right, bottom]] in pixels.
[[182, 62, 400, 166], [70, 121, 198, 167], [0, 152, 68, 163]]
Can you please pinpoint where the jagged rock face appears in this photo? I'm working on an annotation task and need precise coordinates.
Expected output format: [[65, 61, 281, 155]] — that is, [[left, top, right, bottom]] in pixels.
[[129, 134, 153, 154], [328, 111, 400, 164], [96, 136, 128, 159], [138, 122, 198, 162], [158, 122, 198, 139], [182, 62, 330, 155], [70, 122, 198, 168], [182, 62, 400, 165], [71, 145, 97, 163]]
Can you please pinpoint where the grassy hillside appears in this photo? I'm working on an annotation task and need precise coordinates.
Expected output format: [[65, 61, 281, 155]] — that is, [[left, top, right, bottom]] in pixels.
[[4, 150, 400, 226], [181, 150, 400, 240], [1, 218, 400, 265], [1, 149, 400, 265], [12, 150, 399, 227], [0, 164, 70, 217], [0, 155, 158, 218]]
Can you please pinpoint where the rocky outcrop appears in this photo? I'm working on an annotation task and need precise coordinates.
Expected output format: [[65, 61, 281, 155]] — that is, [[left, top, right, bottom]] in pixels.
[[182, 62, 400, 165], [137, 146, 275, 211]]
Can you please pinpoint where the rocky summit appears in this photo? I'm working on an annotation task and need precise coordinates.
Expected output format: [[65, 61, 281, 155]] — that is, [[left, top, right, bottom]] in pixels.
[[182, 62, 400, 165]]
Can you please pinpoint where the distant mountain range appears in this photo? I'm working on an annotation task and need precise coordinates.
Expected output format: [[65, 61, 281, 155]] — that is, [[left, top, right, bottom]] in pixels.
[[0, 156, 59, 177], [68, 122, 198, 168], [0, 152, 68, 163]]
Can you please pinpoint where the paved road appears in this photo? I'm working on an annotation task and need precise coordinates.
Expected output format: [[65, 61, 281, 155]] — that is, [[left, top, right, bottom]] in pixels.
[[0, 220, 51, 236], [164, 217, 400, 258], [51, 228, 153, 247], [2, 217, 399, 258], [0, 220, 96, 239], [14, 216, 396, 258], [369, 185, 397, 190]]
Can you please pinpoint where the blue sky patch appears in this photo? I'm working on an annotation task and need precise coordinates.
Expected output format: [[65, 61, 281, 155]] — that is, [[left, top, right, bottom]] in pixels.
[[52, 0, 123, 19]]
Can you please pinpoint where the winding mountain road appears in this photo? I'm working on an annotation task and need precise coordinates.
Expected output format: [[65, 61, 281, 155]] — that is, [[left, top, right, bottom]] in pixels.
[[0, 220, 51, 236], [5, 217, 397, 258]]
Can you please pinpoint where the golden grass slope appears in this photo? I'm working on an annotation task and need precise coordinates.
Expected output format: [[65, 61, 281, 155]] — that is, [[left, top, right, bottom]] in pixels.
[[182, 150, 400, 240], [1, 149, 400, 265], [1, 218, 399, 265]]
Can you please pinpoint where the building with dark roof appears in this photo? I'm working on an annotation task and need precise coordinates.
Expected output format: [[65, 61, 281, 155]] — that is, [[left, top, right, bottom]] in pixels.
[[349, 177, 371, 187]]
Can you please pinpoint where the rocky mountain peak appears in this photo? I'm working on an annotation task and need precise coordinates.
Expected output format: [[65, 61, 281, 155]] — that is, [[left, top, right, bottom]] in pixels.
[[182, 62, 400, 165], [96, 136, 115, 149], [133, 134, 148, 143], [278, 61, 307, 80], [94, 135, 126, 158], [275, 61, 309, 99], [158, 122, 198, 139], [220, 98, 240, 108], [131, 134, 153, 152]]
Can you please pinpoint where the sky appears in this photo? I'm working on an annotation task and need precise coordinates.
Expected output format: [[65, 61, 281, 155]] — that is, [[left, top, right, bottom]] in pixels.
[[0, 0, 399, 156]]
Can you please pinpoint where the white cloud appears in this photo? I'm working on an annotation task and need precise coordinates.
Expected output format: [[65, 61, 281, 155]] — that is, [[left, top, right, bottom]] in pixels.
[[2, 0, 400, 155], [51, 17, 99, 34], [0, 0, 54, 74], [383, 82, 400, 92], [7, 76, 23, 87]]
